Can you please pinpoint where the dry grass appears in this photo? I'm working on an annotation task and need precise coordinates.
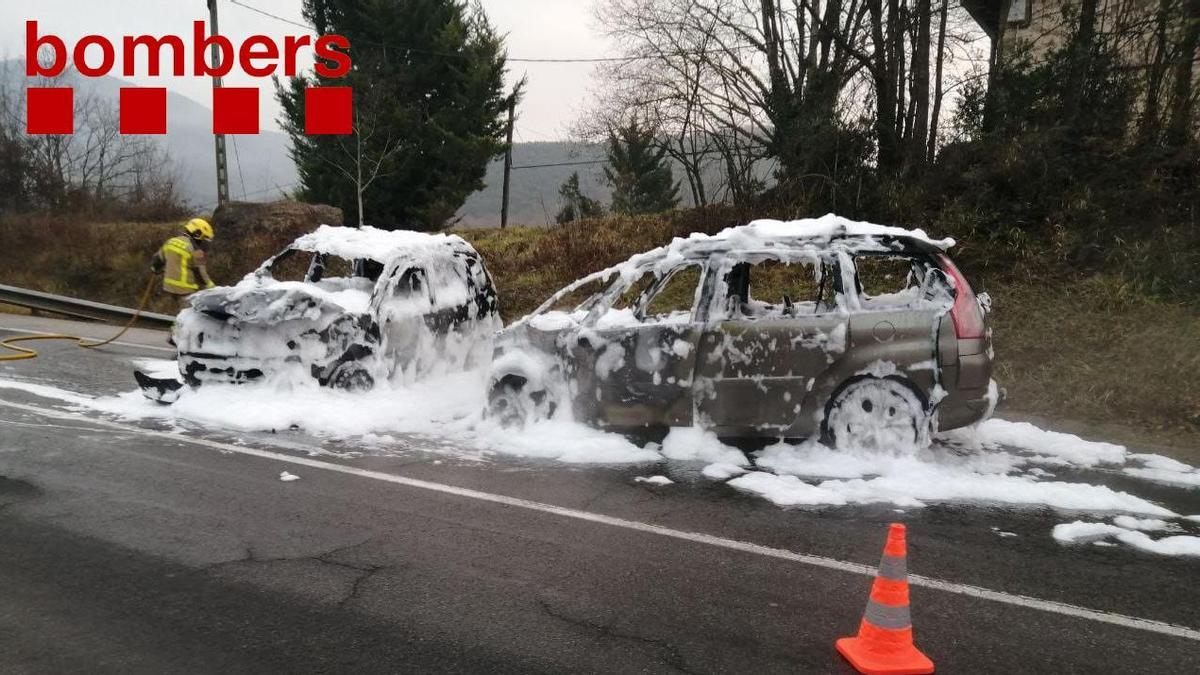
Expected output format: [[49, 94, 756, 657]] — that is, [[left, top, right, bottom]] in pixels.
[[460, 207, 745, 320], [0, 215, 310, 315], [989, 276, 1200, 442]]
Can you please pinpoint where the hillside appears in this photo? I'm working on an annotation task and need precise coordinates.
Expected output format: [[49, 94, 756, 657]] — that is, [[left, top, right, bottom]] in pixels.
[[456, 142, 610, 228], [2, 60, 744, 229], [1, 61, 298, 209], [4, 61, 762, 228]]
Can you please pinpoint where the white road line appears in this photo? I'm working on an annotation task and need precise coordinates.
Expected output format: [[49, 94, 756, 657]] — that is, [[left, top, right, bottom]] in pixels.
[[2, 397, 1198, 643], [0, 326, 176, 353]]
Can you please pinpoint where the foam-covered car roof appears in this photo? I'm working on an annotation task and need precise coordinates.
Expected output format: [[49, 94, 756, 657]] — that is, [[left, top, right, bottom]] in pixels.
[[519, 214, 955, 323], [289, 225, 476, 262], [613, 214, 953, 273]]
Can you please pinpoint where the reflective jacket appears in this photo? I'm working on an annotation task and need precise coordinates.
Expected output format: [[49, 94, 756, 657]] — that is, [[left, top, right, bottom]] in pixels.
[[153, 235, 215, 295]]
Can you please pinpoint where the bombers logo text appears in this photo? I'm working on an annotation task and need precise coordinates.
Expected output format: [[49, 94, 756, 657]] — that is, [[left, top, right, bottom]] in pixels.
[[24, 20, 354, 136]]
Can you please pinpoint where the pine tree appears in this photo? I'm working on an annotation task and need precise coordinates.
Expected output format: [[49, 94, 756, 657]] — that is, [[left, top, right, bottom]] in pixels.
[[277, 0, 514, 230], [602, 120, 680, 215], [555, 172, 603, 224]]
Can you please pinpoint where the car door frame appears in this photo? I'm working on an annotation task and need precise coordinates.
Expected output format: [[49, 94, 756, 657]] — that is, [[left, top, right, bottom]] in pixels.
[[693, 248, 850, 437], [827, 250, 945, 410], [372, 259, 435, 382], [568, 258, 714, 429]]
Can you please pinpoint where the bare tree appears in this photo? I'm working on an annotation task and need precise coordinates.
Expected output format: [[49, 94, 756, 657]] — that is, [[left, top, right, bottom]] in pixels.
[[314, 104, 405, 227], [927, 0, 949, 161], [589, 0, 984, 208], [1, 57, 182, 214], [1166, 0, 1199, 145]]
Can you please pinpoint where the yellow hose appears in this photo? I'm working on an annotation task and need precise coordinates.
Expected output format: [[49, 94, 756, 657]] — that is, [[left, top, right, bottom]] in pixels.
[[0, 275, 163, 361]]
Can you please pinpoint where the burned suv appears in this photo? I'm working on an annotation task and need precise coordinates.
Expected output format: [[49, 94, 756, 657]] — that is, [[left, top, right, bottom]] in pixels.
[[487, 216, 997, 448], [172, 225, 499, 391]]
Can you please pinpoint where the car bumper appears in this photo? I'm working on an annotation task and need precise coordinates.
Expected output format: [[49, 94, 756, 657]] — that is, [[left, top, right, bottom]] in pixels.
[[937, 379, 1002, 431], [180, 352, 283, 387]]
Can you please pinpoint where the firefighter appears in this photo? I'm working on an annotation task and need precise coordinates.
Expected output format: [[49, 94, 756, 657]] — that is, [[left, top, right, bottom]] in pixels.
[[151, 217, 217, 312]]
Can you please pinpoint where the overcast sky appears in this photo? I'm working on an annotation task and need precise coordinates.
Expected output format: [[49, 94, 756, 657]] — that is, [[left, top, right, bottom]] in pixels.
[[1, 0, 608, 140]]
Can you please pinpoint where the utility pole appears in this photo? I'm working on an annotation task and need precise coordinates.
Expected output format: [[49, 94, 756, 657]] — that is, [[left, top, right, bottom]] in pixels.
[[500, 94, 515, 228], [208, 0, 231, 206]]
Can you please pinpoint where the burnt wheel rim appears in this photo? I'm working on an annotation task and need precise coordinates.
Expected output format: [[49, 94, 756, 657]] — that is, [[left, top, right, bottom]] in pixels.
[[827, 379, 924, 451]]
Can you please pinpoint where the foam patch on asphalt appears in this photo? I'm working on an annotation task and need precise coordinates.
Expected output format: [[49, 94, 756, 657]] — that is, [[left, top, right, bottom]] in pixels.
[[661, 426, 748, 466], [1122, 453, 1200, 487], [1053, 520, 1200, 557], [1, 374, 1197, 555], [0, 372, 658, 465], [634, 475, 674, 486]]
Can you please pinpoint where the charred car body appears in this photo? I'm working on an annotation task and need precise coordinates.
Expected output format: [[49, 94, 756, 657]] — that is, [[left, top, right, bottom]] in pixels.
[[487, 216, 998, 447], [155, 226, 499, 396]]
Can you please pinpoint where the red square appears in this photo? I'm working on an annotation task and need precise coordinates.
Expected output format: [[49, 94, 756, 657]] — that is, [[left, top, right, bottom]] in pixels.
[[305, 87, 352, 135], [213, 87, 259, 134], [120, 87, 167, 134], [27, 87, 73, 134]]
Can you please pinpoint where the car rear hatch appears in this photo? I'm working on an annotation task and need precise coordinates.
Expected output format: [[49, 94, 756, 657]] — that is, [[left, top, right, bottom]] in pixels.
[[934, 253, 992, 391]]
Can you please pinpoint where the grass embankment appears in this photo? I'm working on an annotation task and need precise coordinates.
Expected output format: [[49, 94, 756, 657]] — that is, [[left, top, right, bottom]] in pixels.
[[1, 210, 1197, 447], [0, 216, 312, 315]]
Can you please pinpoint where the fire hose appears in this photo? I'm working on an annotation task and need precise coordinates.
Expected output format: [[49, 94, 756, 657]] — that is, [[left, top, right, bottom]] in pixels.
[[0, 275, 161, 362]]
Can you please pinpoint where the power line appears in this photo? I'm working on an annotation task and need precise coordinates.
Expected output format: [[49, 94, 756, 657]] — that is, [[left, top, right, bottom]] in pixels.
[[510, 143, 772, 170], [511, 158, 607, 170], [230, 134, 248, 199], [196, 180, 298, 213], [227, 0, 735, 64], [228, 0, 316, 32]]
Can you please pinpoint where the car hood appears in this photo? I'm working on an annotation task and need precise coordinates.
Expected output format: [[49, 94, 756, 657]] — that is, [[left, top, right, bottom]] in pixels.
[[190, 280, 371, 325]]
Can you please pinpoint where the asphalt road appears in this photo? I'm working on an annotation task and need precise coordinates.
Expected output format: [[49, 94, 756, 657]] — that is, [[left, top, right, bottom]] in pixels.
[[2, 314, 1199, 674]]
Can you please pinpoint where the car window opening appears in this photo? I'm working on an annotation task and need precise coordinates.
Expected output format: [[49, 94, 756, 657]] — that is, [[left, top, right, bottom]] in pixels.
[[642, 265, 701, 323], [853, 254, 946, 310], [266, 248, 313, 283], [727, 259, 831, 319], [393, 267, 427, 298], [551, 277, 610, 315], [268, 250, 384, 289], [612, 271, 658, 313]]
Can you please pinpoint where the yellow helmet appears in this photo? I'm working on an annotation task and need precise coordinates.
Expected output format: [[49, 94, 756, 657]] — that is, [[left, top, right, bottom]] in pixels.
[[185, 218, 214, 241]]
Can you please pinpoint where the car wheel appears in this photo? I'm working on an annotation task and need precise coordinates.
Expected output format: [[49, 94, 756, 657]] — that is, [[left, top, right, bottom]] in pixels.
[[823, 377, 929, 451], [327, 361, 375, 392], [487, 375, 555, 428]]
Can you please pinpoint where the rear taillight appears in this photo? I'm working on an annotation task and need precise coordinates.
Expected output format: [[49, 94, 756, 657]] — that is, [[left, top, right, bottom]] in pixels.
[[936, 254, 985, 339]]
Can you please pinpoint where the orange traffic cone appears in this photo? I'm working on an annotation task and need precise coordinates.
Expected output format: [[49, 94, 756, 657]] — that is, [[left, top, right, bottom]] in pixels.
[[836, 523, 935, 675]]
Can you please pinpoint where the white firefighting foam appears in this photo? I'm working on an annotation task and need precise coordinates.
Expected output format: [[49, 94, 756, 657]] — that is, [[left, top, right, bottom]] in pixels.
[[1, 365, 1197, 557]]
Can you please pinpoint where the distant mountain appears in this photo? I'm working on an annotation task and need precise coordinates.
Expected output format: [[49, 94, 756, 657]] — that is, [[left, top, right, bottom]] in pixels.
[[456, 142, 612, 228], [2, 61, 297, 210], [4, 60, 726, 228], [456, 141, 748, 228]]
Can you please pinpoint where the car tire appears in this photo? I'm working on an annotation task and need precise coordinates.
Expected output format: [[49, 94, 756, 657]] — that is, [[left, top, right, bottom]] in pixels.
[[487, 374, 555, 428], [823, 377, 930, 451]]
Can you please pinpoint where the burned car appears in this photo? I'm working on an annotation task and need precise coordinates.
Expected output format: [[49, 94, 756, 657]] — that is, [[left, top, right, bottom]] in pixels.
[[147, 225, 499, 397], [486, 215, 998, 448]]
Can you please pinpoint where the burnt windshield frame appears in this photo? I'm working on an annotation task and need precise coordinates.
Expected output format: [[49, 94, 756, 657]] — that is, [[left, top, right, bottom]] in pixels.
[[633, 261, 708, 323], [265, 248, 320, 282]]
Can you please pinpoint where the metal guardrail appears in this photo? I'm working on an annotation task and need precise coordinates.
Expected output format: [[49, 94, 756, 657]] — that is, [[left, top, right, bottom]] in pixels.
[[0, 283, 175, 329]]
